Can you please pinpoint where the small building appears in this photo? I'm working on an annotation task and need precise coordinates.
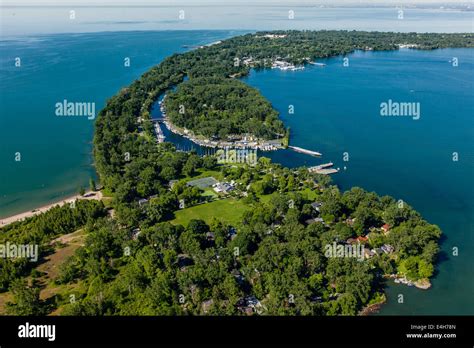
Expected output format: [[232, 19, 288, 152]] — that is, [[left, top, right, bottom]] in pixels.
[[227, 227, 237, 240], [138, 198, 148, 206], [347, 236, 368, 244], [310, 295, 323, 303], [231, 269, 245, 284], [305, 217, 324, 225], [346, 238, 357, 245], [201, 299, 214, 313], [238, 296, 264, 315], [356, 236, 368, 243], [363, 248, 376, 259], [381, 244, 395, 254], [131, 228, 141, 240], [381, 224, 391, 234], [311, 202, 323, 212], [213, 182, 235, 194], [206, 231, 215, 241], [345, 218, 355, 226]]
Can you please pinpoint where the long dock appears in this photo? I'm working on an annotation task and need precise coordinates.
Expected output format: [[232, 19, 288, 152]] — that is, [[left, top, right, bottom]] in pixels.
[[288, 145, 322, 157], [309, 62, 326, 66], [308, 162, 339, 175]]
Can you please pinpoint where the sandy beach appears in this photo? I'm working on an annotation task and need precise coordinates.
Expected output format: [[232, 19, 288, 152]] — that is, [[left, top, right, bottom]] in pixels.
[[0, 190, 103, 227]]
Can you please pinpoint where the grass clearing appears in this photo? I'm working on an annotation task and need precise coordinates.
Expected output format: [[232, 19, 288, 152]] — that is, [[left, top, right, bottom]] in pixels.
[[0, 292, 12, 314], [171, 198, 250, 227], [0, 229, 86, 315], [202, 188, 218, 200]]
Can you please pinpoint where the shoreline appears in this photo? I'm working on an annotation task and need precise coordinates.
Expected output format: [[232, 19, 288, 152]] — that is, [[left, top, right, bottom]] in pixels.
[[161, 117, 286, 151], [157, 98, 287, 151], [359, 294, 387, 316], [385, 274, 432, 290], [0, 190, 103, 227]]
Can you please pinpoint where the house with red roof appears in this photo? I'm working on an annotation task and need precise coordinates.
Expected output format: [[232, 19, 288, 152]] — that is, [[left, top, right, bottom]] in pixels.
[[381, 224, 391, 235], [356, 236, 368, 243]]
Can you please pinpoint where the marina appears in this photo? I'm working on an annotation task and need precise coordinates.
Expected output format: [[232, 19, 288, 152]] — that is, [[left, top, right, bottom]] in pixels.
[[154, 94, 285, 151], [153, 121, 166, 143], [271, 60, 305, 71]]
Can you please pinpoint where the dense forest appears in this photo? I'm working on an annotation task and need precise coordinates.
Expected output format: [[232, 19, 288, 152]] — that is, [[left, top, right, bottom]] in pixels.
[[56, 177, 440, 316], [0, 156, 441, 316], [2, 30, 469, 316]]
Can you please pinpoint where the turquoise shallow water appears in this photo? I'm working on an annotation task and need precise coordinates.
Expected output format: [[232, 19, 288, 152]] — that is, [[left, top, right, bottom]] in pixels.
[[0, 31, 473, 315], [0, 30, 243, 218]]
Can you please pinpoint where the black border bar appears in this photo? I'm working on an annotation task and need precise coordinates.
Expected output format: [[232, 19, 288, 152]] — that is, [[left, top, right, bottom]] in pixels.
[[0, 315, 473, 346]]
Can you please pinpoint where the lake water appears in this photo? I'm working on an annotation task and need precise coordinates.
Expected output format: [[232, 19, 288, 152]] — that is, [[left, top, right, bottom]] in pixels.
[[242, 48, 474, 315], [0, 30, 244, 218], [0, 29, 473, 314]]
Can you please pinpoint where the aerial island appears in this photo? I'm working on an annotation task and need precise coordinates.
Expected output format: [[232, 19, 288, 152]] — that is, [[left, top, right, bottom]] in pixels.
[[1, 30, 473, 316]]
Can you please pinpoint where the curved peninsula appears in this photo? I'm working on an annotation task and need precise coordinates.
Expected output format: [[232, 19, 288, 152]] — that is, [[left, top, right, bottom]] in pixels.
[[1, 30, 472, 316], [163, 76, 288, 150]]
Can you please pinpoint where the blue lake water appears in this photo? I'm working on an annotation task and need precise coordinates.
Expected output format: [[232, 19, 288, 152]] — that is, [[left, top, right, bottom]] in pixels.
[[0, 30, 473, 315], [0, 30, 245, 218], [242, 48, 474, 315]]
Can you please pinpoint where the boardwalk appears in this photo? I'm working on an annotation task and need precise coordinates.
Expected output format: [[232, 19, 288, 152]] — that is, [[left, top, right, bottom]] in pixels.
[[308, 163, 339, 175]]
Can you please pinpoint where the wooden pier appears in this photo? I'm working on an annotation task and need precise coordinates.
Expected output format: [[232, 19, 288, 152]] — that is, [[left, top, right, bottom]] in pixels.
[[309, 62, 326, 67], [288, 145, 322, 157], [308, 162, 339, 175]]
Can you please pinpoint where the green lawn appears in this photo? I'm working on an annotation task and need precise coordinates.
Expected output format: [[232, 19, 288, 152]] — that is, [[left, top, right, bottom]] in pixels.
[[171, 188, 316, 228], [171, 198, 250, 227], [202, 188, 218, 200]]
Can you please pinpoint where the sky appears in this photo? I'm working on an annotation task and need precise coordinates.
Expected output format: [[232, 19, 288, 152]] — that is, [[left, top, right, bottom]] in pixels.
[[1, 0, 472, 36], [1, 0, 472, 6]]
